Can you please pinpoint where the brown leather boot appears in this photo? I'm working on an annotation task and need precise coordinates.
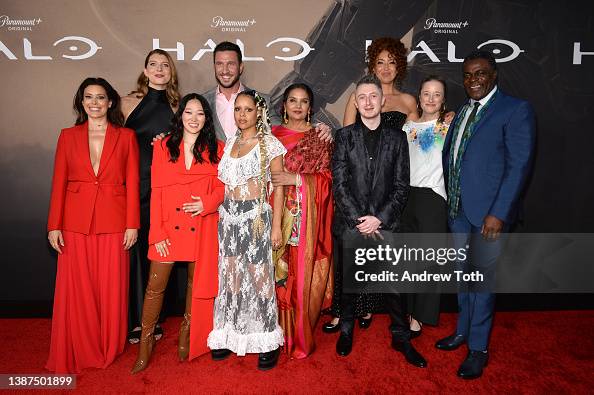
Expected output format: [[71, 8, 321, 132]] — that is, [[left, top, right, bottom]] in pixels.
[[178, 262, 195, 361], [131, 262, 172, 374]]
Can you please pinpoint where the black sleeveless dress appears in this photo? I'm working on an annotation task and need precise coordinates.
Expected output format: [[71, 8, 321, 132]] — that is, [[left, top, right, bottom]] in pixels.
[[329, 110, 408, 318], [354, 110, 407, 130], [381, 110, 407, 130], [125, 87, 176, 332]]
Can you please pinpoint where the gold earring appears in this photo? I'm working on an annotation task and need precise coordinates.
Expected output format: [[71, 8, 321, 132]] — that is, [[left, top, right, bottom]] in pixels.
[[306, 110, 311, 126], [283, 108, 288, 124]]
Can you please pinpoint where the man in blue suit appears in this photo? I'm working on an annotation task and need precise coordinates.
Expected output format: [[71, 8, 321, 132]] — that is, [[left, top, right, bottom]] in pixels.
[[436, 50, 536, 379]]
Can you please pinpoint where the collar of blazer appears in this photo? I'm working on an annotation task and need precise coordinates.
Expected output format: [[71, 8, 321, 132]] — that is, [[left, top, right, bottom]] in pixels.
[[445, 89, 503, 153], [74, 121, 121, 178], [462, 89, 501, 145]]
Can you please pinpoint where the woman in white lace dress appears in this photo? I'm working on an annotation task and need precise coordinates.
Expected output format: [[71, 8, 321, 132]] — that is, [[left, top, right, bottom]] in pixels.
[[207, 90, 286, 370]]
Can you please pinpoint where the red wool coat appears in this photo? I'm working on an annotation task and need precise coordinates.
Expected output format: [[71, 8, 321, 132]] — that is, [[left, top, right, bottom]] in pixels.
[[149, 137, 224, 359]]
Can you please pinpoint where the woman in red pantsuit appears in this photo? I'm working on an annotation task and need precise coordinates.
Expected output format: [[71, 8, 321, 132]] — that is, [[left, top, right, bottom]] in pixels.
[[46, 77, 140, 373], [131, 93, 224, 374]]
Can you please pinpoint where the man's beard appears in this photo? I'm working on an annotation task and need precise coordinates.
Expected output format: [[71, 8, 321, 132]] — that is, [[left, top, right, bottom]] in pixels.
[[216, 73, 241, 89]]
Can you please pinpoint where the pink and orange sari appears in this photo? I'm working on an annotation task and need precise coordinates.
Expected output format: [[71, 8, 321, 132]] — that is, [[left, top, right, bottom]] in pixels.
[[272, 125, 334, 359]]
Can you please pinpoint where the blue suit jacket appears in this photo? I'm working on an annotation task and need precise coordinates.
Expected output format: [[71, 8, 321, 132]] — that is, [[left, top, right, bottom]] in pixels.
[[442, 89, 536, 227]]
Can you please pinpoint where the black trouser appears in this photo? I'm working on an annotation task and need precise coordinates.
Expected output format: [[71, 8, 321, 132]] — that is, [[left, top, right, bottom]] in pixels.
[[340, 292, 410, 341], [336, 226, 410, 341], [401, 187, 447, 325]]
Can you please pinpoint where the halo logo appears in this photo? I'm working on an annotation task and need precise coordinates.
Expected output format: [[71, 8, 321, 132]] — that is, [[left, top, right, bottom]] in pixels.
[[0, 36, 102, 60], [152, 38, 314, 62]]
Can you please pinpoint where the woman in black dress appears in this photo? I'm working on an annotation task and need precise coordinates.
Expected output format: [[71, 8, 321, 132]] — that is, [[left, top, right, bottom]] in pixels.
[[121, 49, 180, 343]]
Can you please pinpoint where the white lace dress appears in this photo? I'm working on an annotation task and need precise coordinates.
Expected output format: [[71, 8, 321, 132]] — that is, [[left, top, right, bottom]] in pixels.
[[207, 133, 287, 355]]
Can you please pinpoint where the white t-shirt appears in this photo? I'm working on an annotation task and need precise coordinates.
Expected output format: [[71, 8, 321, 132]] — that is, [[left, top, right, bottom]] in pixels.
[[402, 119, 449, 200]]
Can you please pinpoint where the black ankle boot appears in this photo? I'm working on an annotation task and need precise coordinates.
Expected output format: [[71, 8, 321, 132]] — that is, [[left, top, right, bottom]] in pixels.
[[211, 349, 232, 361], [258, 348, 280, 371]]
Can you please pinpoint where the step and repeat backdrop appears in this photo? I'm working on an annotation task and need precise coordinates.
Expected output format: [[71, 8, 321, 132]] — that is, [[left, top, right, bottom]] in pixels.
[[1, 0, 592, 305]]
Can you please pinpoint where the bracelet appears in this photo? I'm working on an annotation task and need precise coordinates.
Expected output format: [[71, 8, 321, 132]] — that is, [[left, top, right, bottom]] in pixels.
[[289, 173, 302, 217]]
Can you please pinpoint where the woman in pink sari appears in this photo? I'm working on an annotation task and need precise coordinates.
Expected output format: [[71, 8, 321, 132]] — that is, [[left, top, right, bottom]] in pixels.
[[271, 83, 334, 358]]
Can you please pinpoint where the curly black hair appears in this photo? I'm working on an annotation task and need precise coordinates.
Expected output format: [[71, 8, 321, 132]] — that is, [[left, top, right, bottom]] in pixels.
[[366, 37, 408, 86]]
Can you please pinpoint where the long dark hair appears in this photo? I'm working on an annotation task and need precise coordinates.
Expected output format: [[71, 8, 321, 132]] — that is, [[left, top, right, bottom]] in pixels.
[[166, 93, 219, 164], [416, 75, 448, 123], [73, 77, 124, 126]]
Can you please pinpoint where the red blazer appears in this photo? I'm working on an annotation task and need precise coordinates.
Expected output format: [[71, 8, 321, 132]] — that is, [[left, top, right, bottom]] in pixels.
[[149, 137, 225, 360], [47, 122, 140, 234], [148, 138, 225, 259]]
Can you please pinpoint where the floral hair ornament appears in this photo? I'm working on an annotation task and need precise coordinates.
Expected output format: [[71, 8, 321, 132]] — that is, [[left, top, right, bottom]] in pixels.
[[253, 91, 272, 136]]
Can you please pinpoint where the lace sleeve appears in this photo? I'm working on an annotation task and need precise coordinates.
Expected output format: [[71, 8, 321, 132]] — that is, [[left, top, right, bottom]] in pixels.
[[265, 135, 287, 166], [224, 134, 237, 153]]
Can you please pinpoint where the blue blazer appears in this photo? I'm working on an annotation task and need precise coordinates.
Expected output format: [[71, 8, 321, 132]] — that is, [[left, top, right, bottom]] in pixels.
[[442, 89, 536, 227]]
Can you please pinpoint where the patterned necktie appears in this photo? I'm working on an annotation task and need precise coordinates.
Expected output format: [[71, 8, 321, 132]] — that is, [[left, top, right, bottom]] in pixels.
[[448, 102, 480, 218]]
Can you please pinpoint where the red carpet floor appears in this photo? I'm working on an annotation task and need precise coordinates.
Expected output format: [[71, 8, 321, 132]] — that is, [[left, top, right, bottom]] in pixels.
[[1, 311, 593, 394]]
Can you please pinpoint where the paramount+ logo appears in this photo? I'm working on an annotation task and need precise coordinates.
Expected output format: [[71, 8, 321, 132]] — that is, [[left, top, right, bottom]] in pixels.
[[210, 16, 256, 33], [0, 15, 42, 31], [424, 17, 469, 34]]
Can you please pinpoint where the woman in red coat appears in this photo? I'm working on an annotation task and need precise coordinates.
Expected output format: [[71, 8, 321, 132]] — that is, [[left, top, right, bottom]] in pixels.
[[46, 77, 140, 373], [131, 93, 224, 374]]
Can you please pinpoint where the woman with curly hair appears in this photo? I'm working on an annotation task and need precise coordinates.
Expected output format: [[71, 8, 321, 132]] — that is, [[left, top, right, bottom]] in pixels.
[[343, 37, 417, 130]]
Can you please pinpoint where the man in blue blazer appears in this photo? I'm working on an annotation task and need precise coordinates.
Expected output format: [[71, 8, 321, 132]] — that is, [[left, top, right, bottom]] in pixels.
[[436, 50, 536, 379]]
